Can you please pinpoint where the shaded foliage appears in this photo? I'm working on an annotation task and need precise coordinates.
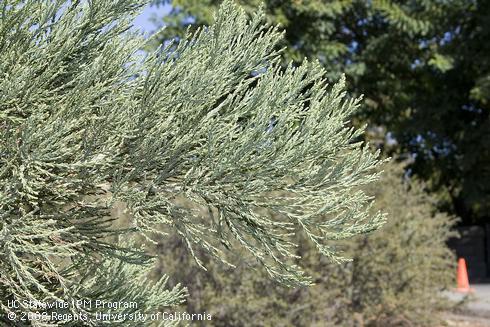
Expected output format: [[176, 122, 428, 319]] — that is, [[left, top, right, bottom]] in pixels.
[[155, 162, 457, 326]]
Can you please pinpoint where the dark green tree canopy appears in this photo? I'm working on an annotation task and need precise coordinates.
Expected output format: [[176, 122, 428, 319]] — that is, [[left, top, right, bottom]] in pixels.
[[154, 0, 490, 224]]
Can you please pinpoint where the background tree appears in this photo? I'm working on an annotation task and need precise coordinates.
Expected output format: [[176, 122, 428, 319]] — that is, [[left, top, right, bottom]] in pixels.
[[1, 0, 385, 325], [153, 0, 490, 225], [154, 162, 457, 326]]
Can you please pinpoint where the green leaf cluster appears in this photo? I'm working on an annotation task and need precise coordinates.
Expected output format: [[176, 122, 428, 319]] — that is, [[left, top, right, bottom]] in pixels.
[[0, 1, 384, 325]]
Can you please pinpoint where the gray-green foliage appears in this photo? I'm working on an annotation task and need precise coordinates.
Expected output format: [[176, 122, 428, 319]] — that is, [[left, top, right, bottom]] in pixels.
[[1, 0, 384, 325], [156, 162, 456, 326], [343, 162, 457, 326]]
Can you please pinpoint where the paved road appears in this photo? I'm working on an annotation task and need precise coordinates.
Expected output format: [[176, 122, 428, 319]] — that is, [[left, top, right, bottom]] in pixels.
[[447, 284, 490, 317], [443, 312, 490, 327]]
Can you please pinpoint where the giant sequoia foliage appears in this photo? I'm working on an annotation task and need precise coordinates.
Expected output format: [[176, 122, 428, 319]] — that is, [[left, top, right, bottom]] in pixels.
[[154, 0, 490, 224], [0, 0, 385, 325]]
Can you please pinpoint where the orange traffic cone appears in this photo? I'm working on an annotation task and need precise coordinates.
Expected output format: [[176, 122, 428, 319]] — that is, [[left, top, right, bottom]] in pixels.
[[456, 258, 474, 293]]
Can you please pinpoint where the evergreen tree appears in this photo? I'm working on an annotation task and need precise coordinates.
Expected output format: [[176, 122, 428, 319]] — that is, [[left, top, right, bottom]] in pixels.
[[153, 0, 490, 225], [155, 162, 457, 326], [0, 0, 385, 325]]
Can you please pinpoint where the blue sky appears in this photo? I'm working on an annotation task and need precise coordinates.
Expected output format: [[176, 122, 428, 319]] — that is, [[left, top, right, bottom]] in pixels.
[[132, 3, 172, 34]]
